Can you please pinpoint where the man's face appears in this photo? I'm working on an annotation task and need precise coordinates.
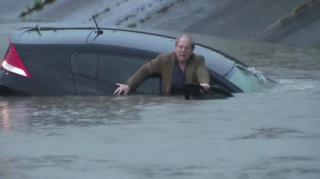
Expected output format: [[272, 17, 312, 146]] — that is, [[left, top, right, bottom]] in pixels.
[[175, 37, 193, 63]]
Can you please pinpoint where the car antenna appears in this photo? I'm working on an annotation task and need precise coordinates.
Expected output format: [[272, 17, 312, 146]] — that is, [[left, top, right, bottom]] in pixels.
[[92, 15, 103, 39], [35, 24, 42, 36]]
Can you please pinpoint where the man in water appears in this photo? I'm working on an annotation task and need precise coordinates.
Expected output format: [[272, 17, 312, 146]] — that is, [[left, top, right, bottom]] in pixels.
[[114, 34, 211, 95]]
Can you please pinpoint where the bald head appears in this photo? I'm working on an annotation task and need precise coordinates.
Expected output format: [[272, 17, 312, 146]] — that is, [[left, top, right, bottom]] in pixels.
[[175, 34, 195, 64], [175, 34, 195, 50]]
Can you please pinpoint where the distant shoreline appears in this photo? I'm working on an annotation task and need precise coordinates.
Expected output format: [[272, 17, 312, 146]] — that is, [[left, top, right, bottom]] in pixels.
[[1, 0, 319, 48]]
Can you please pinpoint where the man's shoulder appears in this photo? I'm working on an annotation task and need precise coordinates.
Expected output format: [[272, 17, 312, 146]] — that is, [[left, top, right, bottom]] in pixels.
[[153, 52, 175, 64]]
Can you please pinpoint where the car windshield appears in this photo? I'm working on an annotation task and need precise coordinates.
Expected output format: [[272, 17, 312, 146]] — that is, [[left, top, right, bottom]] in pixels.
[[194, 45, 271, 92], [194, 45, 234, 76], [228, 65, 270, 92]]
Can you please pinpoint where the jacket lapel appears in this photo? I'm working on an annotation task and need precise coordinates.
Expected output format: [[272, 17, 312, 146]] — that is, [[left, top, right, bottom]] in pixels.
[[163, 53, 176, 94]]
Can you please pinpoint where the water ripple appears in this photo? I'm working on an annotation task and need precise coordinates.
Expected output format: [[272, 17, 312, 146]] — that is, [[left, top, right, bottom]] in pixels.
[[230, 127, 319, 140]]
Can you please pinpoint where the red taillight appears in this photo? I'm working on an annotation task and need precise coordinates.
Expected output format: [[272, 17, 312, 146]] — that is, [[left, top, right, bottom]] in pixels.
[[1, 45, 32, 78]]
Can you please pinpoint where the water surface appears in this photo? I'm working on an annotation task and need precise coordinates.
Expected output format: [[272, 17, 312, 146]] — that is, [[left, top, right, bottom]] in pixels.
[[1, 67, 320, 179]]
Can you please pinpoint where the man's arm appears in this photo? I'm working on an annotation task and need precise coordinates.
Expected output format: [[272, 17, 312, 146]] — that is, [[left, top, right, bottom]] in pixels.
[[197, 56, 211, 91], [114, 55, 163, 95]]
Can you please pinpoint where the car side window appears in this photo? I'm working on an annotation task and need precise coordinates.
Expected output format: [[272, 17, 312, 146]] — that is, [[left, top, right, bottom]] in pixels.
[[98, 54, 160, 95], [71, 54, 98, 78], [71, 53, 160, 95]]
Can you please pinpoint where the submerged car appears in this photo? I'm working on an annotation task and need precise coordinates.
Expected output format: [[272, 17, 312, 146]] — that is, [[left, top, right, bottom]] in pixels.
[[0, 24, 267, 97]]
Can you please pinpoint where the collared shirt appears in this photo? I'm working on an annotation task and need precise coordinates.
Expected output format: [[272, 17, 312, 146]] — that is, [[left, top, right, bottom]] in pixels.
[[170, 61, 186, 94]]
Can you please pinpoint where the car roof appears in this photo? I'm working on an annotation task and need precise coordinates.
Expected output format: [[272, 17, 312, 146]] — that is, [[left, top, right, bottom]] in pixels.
[[10, 25, 243, 76], [87, 28, 174, 54], [10, 26, 92, 45], [10, 26, 174, 53]]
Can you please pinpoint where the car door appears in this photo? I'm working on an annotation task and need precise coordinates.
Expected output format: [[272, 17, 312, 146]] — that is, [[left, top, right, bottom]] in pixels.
[[70, 53, 161, 95]]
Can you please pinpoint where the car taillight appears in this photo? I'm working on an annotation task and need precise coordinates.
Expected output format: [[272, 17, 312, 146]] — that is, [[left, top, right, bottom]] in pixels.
[[1, 44, 32, 78]]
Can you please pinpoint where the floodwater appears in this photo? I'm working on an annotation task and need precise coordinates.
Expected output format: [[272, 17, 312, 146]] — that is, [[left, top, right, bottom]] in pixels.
[[1, 24, 320, 179], [1, 64, 320, 179]]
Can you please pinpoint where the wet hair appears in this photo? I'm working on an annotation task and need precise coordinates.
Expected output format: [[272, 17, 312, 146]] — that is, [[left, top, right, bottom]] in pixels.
[[175, 34, 196, 49]]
